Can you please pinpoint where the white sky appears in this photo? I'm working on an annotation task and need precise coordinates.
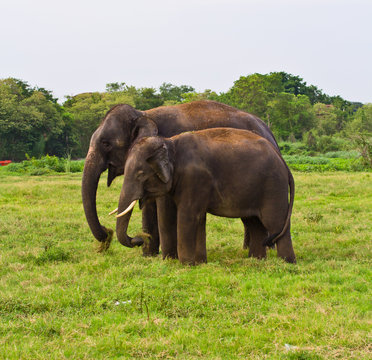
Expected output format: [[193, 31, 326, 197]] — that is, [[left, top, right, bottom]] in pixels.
[[1, 0, 371, 103]]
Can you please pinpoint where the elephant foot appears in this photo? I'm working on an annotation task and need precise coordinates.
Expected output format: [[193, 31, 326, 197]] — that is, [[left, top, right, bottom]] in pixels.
[[276, 234, 296, 264], [143, 249, 160, 257], [283, 256, 296, 264], [162, 252, 178, 260], [95, 227, 113, 253], [135, 232, 159, 256]]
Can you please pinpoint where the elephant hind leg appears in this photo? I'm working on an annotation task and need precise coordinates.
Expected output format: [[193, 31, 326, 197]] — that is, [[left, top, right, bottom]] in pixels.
[[241, 218, 250, 249], [276, 225, 296, 264], [242, 217, 267, 259], [260, 211, 296, 264]]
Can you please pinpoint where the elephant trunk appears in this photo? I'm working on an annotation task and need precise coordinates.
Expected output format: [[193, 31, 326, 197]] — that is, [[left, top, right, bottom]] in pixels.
[[115, 208, 136, 248], [115, 179, 144, 248], [82, 149, 109, 242]]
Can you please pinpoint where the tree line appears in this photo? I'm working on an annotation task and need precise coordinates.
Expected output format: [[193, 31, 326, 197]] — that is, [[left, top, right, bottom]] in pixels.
[[0, 73, 371, 162]]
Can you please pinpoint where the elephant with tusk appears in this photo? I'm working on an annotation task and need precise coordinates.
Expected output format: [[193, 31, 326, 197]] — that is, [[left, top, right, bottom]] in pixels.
[[81, 100, 280, 255], [115, 128, 296, 265]]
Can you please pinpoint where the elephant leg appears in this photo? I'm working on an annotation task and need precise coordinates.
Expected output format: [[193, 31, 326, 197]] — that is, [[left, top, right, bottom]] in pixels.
[[156, 195, 178, 259], [276, 223, 296, 264], [177, 210, 207, 265], [241, 218, 251, 249], [242, 217, 267, 259], [260, 208, 296, 264], [141, 201, 160, 256], [195, 213, 207, 264]]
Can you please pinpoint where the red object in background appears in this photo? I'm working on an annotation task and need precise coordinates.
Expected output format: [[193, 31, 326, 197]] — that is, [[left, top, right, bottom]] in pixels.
[[0, 160, 12, 166]]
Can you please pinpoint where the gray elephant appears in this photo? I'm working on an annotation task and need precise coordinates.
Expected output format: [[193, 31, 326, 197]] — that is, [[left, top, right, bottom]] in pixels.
[[115, 128, 296, 264], [82, 100, 280, 256]]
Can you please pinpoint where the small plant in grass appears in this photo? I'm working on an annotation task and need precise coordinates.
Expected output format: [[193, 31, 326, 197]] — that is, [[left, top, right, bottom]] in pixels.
[[29, 240, 73, 265], [64, 151, 72, 173], [304, 211, 323, 223]]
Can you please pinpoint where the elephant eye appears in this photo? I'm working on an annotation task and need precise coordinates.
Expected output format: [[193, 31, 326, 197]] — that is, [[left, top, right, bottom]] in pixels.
[[102, 140, 111, 150], [136, 170, 145, 180]]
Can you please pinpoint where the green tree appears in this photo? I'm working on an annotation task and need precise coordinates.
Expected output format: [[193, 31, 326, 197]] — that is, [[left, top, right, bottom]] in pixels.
[[313, 103, 339, 136], [159, 83, 195, 102], [106, 82, 127, 93], [348, 103, 372, 133], [221, 74, 276, 117], [63, 91, 136, 157], [0, 78, 64, 160], [134, 88, 164, 110], [346, 103, 372, 166], [182, 89, 219, 103], [275, 72, 331, 104], [267, 93, 315, 140]]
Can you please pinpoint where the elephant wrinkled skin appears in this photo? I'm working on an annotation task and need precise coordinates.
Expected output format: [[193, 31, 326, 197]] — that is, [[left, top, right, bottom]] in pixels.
[[116, 128, 296, 265], [81, 100, 279, 255]]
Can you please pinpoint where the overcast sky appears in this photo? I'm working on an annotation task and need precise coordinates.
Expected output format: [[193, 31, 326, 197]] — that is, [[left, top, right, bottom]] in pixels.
[[1, 0, 371, 103]]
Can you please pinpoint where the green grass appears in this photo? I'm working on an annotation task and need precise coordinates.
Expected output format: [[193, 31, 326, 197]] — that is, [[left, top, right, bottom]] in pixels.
[[0, 172, 371, 359]]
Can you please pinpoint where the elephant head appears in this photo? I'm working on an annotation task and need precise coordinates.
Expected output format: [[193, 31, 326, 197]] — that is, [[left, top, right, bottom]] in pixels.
[[82, 104, 158, 244], [115, 137, 174, 247]]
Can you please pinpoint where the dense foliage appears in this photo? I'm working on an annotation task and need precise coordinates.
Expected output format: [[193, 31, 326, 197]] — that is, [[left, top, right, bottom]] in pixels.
[[0, 74, 370, 163]]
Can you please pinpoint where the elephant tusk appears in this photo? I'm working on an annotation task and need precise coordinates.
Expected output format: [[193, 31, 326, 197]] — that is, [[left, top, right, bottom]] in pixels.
[[109, 208, 118, 216], [116, 200, 137, 218]]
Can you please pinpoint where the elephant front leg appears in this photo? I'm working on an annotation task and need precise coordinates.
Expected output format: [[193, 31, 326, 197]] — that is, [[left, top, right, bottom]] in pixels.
[[141, 201, 160, 256], [156, 195, 178, 259], [177, 210, 207, 265]]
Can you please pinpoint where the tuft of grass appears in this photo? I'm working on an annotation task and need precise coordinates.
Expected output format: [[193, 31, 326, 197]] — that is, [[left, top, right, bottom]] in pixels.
[[33, 246, 72, 265]]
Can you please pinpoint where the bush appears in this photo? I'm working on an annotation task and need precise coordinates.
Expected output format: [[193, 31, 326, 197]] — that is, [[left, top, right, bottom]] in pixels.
[[324, 150, 360, 159], [315, 136, 351, 153], [283, 155, 369, 172], [0, 155, 85, 174], [278, 141, 309, 155], [69, 160, 85, 172]]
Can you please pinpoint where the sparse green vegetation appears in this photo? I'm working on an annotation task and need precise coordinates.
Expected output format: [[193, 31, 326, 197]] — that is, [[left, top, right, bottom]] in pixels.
[[0, 172, 370, 359]]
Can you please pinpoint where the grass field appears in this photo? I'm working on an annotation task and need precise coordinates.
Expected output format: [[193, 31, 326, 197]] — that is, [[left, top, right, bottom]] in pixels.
[[0, 172, 371, 359]]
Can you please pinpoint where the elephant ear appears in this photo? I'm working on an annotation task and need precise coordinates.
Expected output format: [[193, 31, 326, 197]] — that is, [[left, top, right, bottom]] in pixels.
[[131, 115, 158, 142], [147, 144, 171, 183]]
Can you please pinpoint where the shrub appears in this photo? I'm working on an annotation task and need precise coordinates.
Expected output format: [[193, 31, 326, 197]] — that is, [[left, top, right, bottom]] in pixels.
[[0, 155, 85, 174], [324, 150, 360, 159], [278, 141, 309, 155], [315, 136, 350, 153], [283, 155, 369, 172]]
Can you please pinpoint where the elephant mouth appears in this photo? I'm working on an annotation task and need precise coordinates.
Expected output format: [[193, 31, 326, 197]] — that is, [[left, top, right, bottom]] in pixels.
[[116, 199, 138, 218], [107, 164, 124, 187], [139, 195, 151, 210], [115, 194, 149, 217]]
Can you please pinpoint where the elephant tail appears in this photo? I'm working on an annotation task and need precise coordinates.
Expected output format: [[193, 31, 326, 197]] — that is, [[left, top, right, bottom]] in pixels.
[[264, 165, 295, 247]]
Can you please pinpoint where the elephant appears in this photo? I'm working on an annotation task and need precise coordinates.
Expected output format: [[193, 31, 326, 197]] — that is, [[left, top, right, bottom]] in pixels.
[[82, 100, 280, 256], [115, 128, 296, 265]]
